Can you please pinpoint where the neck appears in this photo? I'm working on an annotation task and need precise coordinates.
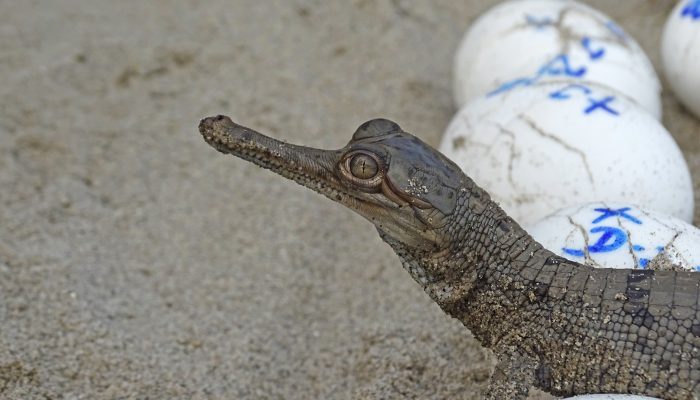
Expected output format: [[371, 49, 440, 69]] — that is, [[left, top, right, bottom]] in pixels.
[[382, 179, 565, 345]]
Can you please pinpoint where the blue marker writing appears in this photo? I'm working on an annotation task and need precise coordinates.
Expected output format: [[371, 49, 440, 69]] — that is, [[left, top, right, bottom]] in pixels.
[[538, 55, 587, 77], [485, 36, 610, 98], [562, 226, 628, 257], [591, 207, 642, 225], [681, 0, 700, 19], [581, 37, 605, 60], [584, 96, 619, 116], [638, 246, 670, 269], [549, 85, 620, 116], [487, 77, 536, 97], [587, 226, 628, 253], [549, 84, 591, 100], [525, 14, 554, 29], [487, 54, 586, 97]]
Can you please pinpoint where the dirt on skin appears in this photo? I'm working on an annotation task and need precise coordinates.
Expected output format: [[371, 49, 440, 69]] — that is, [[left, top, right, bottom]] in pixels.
[[0, 1, 697, 399]]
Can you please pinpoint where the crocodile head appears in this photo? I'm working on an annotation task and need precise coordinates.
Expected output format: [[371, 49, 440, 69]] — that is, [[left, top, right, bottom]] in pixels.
[[199, 115, 467, 255]]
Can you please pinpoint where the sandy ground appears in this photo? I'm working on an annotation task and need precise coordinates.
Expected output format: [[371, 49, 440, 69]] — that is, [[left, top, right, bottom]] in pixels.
[[0, 1, 698, 399]]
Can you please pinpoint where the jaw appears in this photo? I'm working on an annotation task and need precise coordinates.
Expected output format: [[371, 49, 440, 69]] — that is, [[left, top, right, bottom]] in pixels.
[[199, 115, 442, 251], [199, 115, 383, 214]]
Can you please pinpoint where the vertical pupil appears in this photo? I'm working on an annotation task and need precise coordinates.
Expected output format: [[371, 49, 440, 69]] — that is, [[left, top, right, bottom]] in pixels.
[[349, 154, 378, 179]]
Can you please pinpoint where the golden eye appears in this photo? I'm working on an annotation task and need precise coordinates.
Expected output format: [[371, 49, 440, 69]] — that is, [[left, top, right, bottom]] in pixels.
[[339, 150, 384, 192], [349, 154, 378, 179]]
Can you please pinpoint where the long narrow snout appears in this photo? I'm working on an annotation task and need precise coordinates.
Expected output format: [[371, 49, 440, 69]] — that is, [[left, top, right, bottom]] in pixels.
[[200, 114, 353, 198], [199, 115, 339, 180]]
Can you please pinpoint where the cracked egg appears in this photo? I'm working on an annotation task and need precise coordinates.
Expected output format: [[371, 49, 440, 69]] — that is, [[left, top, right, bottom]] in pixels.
[[439, 81, 694, 225], [526, 202, 700, 272], [453, 0, 661, 119]]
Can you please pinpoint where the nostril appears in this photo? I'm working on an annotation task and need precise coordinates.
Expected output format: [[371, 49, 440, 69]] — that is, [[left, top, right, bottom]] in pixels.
[[198, 117, 212, 134], [199, 115, 234, 135]]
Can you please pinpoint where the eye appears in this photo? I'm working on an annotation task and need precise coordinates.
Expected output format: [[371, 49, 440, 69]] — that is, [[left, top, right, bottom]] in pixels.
[[349, 154, 378, 179], [339, 150, 384, 190]]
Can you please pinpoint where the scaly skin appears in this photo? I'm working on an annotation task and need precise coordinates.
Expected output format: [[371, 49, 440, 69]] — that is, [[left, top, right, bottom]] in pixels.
[[198, 115, 700, 399]]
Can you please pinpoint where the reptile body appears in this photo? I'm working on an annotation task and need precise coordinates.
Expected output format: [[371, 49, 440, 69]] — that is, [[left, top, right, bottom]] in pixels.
[[198, 115, 700, 399]]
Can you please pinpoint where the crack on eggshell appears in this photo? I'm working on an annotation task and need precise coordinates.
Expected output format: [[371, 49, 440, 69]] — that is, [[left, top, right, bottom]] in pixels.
[[647, 230, 687, 271], [563, 224, 578, 246], [519, 114, 594, 185], [552, 6, 579, 54], [449, 126, 492, 154], [507, 4, 632, 54], [609, 200, 640, 270], [503, 6, 578, 53], [647, 253, 680, 271], [567, 215, 593, 265], [638, 209, 697, 271], [619, 217, 639, 270], [484, 121, 548, 210], [495, 125, 521, 191], [638, 207, 676, 231], [647, 236, 683, 271], [551, 5, 631, 53]]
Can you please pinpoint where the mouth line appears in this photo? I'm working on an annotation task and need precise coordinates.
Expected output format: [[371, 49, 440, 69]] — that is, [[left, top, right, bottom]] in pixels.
[[198, 115, 436, 226], [199, 115, 383, 211]]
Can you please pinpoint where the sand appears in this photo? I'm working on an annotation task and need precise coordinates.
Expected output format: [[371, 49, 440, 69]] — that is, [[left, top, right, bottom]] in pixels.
[[0, 1, 697, 399]]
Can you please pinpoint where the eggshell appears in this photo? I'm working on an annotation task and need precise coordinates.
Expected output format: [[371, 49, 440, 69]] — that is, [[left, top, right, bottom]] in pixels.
[[439, 81, 694, 225], [526, 202, 700, 271], [661, 0, 700, 119], [454, 0, 662, 119]]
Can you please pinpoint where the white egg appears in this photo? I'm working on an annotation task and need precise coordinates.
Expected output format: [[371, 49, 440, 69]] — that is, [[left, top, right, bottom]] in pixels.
[[453, 0, 662, 119], [526, 202, 700, 271], [439, 81, 694, 225], [661, 0, 700, 119]]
